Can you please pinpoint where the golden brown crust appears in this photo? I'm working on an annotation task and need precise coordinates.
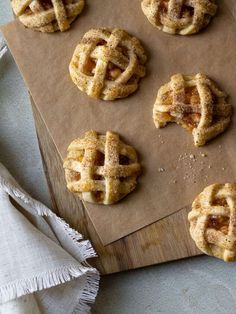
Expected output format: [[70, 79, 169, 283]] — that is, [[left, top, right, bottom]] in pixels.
[[141, 0, 217, 35], [153, 73, 232, 146], [188, 183, 236, 262], [69, 28, 147, 100], [11, 0, 85, 32], [63, 130, 141, 205]]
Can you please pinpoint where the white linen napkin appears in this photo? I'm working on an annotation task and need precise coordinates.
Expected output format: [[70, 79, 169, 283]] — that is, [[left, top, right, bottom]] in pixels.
[[0, 163, 99, 314]]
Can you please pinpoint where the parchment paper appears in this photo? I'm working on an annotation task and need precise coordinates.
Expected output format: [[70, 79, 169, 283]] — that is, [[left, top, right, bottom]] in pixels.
[[2, 0, 236, 245]]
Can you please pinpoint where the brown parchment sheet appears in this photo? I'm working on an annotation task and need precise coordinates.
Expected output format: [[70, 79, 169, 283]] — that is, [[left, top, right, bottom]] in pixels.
[[2, 0, 236, 245]]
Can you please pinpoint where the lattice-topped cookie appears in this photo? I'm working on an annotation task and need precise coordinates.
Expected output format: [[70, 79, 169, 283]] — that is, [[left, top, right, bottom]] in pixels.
[[11, 0, 85, 32], [188, 183, 236, 262], [141, 0, 217, 35], [153, 73, 232, 146], [63, 130, 141, 205], [69, 28, 147, 100]]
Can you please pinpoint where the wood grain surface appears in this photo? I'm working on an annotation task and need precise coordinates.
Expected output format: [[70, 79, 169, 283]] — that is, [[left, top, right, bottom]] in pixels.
[[31, 97, 201, 274]]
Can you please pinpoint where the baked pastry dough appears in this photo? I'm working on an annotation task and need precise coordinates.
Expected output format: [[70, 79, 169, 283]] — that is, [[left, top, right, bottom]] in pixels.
[[69, 28, 147, 100], [11, 0, 85, 32], [63, 130, 141, 205], [188, 184, 236, 262], [153, 73, 232, 146], [141, 0, 217, 35]]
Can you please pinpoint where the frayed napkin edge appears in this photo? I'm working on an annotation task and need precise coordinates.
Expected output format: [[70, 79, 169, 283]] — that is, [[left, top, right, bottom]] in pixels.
[[0, 265, 100, 314], [75, 271, 100, 314], [0, 38, 7, 59]]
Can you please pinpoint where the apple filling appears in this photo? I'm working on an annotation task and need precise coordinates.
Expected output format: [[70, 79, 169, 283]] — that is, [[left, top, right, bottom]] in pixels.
[[181, 86, 201, 130], [207, 215, 229, 235], [93, 191, 104, 202], [94, 151, 105, 166], [159, 1, 168, 15], [158, 1, 194, 18], [119, 154, 130, 165], [160, 87, 202, 130], [180, 5, 194, 18], [106, 63, 122, 80]]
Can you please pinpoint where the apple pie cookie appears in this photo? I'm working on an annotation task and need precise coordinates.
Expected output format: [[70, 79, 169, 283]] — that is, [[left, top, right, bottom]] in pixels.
[[69, 28, 147, 100], [141, 0, 217, 35], [11, 0, 85, 33], [188, 183, 236, 262], [63, 130, 141, 205], [153, 73, 232, 146]]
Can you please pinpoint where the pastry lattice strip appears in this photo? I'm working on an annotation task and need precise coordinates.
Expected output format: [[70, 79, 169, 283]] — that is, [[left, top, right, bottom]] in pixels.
[[12, 0, 84, 32], [189, 184, 236, 262], [69, 28, 146, 100], [64, 130, 141, 204]]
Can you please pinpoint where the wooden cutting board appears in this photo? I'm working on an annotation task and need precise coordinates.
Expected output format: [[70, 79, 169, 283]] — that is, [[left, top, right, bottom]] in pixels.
[[30, 97, 201, 274]]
